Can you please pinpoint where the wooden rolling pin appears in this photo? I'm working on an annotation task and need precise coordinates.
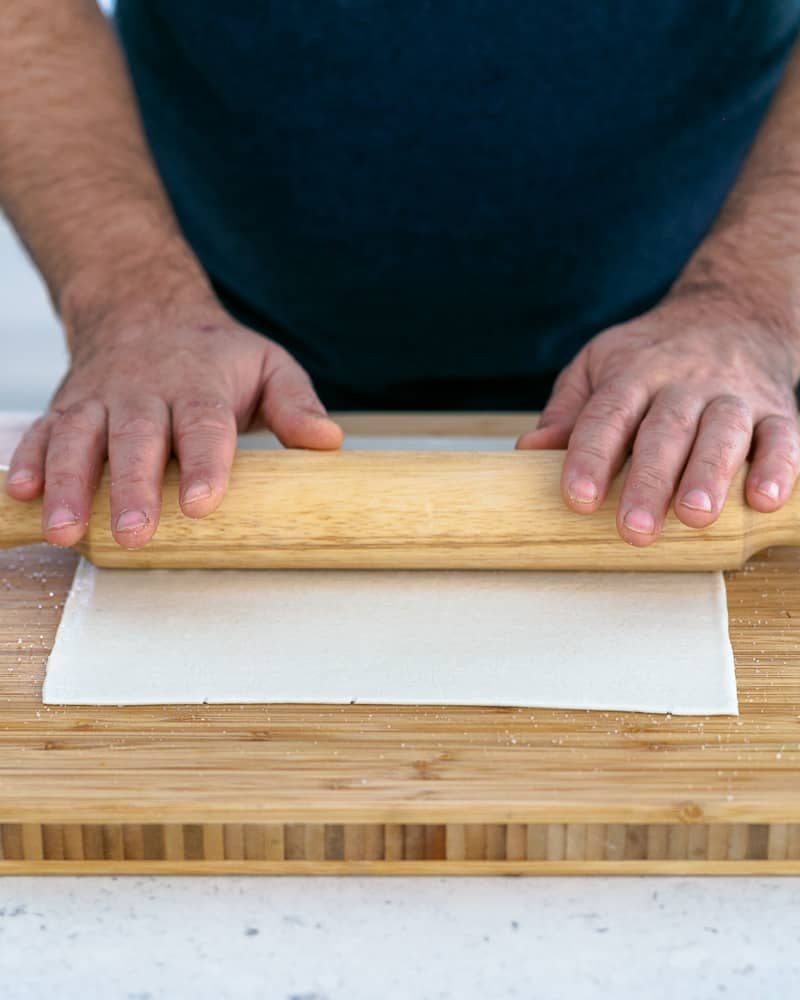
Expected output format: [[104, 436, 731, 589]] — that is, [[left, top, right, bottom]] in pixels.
[[0, 449, 795, 570]]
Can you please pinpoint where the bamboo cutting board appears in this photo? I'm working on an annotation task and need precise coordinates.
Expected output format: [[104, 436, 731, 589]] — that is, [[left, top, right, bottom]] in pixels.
[[0, 412, 799, 874]]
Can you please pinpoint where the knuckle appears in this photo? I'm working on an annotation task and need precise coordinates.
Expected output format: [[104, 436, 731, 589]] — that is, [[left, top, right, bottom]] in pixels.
[[570, 440, 613, 465], [46, 469, 90, 491], [708, 394, 751, 435], [109, 478, 160, 508], [551, 366, 584, 398], [264, 346, 304, 382], [176, 397, 229, 414], [764, 434, 800, 473], [269, 359, 315, 395], [52, 400, 105, 437], [597, 375, 637, 402], [782, 432, 800, 464], [112, 415, 164, 441], [174, 399, 235, 439], [109, 445, 165, 486], [763, 413, 799, 442], [587, 389, 640, 433], [657, 401, 696, 435], [770, 450, 800, 476], [174, 422, 233, 449], [584, 408, 627, 439], [550, 368, 572, 395], [627, 462, 668, 495], [109, 468, 155, 489], [697, 447, 737, 480], [276, 386, 315, 412], [544, 389, 584, 421]]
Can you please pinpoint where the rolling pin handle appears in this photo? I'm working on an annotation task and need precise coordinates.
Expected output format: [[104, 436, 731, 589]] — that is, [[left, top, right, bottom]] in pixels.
[[0, 471, 45, 549]]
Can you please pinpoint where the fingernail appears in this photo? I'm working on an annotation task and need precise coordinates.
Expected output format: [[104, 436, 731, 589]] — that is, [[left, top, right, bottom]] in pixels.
[[680, 488, 713, 512], [45, 505, 79, 531], [7, 470, 34, 486], [568, 477, 598, 504], [623, 507, 655, 535], [115, 509, 149, 533], [756, 480, 780, 501], [181, 481, 212, 505]]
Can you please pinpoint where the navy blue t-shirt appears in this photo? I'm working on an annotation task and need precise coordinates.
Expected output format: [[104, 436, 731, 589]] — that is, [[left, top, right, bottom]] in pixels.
[[116, 2, 800, 408]]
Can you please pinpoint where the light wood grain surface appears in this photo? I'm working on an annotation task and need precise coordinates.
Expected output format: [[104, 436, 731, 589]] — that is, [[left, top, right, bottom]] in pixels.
[[0, 413, 799, 873]]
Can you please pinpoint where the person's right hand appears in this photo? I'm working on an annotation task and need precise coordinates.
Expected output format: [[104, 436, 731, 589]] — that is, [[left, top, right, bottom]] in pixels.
[[4, 288, 343, 549]]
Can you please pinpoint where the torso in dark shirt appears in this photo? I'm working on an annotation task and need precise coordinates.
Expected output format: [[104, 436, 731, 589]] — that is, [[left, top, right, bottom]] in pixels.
[[116, 1, 800, 408]]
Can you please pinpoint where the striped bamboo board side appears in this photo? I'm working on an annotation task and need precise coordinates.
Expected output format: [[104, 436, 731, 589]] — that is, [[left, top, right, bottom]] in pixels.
[[2, 821, 800, 874]]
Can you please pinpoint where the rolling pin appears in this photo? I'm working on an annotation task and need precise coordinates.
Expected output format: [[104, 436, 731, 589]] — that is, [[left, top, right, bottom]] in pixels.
[[0, 449, 795, 570]]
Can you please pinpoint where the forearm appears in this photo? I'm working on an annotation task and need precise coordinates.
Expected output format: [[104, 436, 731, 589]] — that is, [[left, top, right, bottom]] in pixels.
[[0, 0, 210, 339], [676, 35, 800, 342]]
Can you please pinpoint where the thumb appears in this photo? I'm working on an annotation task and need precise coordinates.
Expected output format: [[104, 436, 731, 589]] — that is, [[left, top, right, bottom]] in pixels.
[[516, 355, 590, 450], [259, 346, 344, 449]]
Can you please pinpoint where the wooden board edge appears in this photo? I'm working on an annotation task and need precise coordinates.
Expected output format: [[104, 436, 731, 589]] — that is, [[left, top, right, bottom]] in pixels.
[[5, 805, 800, 824], [2, 859, 800, 876]]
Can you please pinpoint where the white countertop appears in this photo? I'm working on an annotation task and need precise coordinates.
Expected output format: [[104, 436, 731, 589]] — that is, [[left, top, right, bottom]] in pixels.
[[1, 876, 799, 999]]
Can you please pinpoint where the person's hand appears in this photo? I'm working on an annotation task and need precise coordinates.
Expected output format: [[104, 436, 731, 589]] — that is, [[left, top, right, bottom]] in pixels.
[[517, 282, 800, 544], [5, 286, 342, 548]]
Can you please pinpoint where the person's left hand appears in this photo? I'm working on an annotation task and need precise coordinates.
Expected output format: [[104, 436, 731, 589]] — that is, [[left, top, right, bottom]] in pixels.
[[516, 280, 800, 544]]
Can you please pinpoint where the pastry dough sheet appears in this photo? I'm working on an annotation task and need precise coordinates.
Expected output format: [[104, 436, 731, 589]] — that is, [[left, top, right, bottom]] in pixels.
[[43, 561, 737, 714]]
